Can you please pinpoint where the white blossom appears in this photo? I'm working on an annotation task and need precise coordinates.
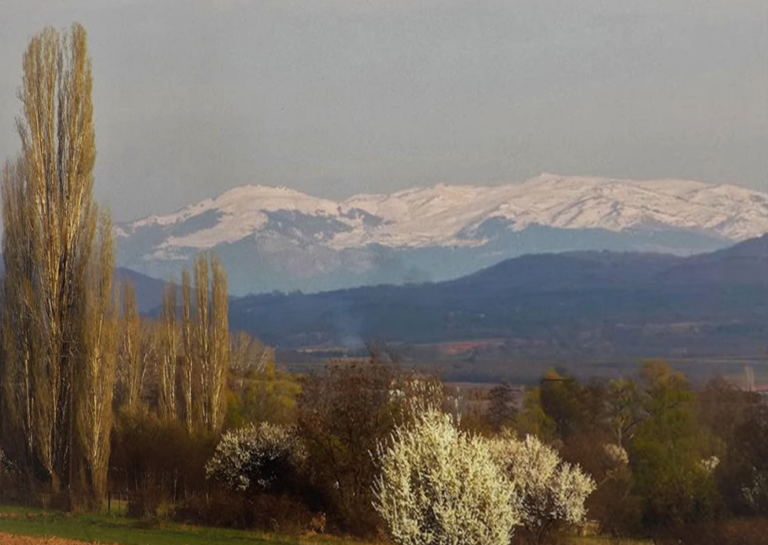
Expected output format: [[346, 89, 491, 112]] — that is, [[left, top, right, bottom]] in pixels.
[[742, 469, 768, 512], [603, 443, 629, 467], [699, 455, 720, 475], [373, 410, 521, 545], [488, 432, 596, 542], [205, 422, 305, 493]]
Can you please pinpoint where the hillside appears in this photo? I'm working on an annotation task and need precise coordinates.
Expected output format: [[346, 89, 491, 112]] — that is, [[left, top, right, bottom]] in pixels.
[[228, 235, 768, 363]]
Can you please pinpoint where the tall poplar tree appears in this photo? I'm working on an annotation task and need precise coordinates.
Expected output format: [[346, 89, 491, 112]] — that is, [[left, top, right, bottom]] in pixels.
[[158, 279, 179, 419], [116, 279, 143, 411], [192, 253, 229, 433], [180, 268, 194, 431], [76, 213, 117, 507], [0, 23, 116, 504]]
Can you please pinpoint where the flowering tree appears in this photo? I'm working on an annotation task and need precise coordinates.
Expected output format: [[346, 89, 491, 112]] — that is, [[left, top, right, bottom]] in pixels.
[[373, 411, 521, 545], [205, 422, 305, 494], [489, 433, 596, 545]]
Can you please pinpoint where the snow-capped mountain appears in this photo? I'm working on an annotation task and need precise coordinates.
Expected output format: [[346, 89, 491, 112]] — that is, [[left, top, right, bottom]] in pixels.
[[115, 174, 768, 294]]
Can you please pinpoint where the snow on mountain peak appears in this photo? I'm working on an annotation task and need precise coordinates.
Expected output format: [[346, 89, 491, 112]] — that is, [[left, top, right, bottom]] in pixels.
[[120, 175, 768, 253]]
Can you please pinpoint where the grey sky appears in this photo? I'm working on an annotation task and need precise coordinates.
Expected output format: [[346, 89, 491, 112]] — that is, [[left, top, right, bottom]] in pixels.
[[1, 0, 766, 222]]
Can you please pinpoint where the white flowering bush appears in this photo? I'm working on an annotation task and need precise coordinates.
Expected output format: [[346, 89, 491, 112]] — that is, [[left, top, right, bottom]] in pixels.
[[699, 455, 720, 475], [603, 443, 629, 467], [206, 422, 306, 494], [742, 469, 768, 512], [489, 432, 596, 545], [373, 410, 521, 545]]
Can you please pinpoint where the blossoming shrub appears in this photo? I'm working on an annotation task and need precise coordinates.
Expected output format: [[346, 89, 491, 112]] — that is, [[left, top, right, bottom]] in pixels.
[[205, 422, 305, 495], [373, 410, 521, 545], [489, 432, 596, 545]]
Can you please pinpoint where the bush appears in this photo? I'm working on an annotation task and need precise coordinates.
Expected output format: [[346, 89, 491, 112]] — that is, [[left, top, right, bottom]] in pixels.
[[373, 410, 520, 545], [205, 422, 305, 495], [656, 517, 768, 545], [296, 354, 441, 535], [172, 490, 248, 529], [489, 433, 596, 545], [174, 490, 319, 533], [109, 411, 217, 517]]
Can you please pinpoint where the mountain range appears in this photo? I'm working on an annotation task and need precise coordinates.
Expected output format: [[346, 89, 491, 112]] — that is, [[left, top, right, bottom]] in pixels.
[[227, 234, 768, 366], [115, 174, 768, 294]]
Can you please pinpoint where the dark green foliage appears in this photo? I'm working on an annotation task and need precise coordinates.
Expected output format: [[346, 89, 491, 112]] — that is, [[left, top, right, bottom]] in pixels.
[[629, 362, 717, 530], [486, 381, 518, 431], [540, 372, 606, 441], [699, 378, 768, 516]]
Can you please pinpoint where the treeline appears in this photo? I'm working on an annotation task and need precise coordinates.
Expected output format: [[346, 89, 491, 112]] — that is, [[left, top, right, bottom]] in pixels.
[[179, 357, 768, 545], [481, 362, 768, 543], [101, 350, 595, 543], [0, 23, 268, 510], [107, 353, 768, 545]]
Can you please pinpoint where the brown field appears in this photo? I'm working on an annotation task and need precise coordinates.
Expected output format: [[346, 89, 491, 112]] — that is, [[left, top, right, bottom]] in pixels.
[[0, 534, 117, 545]]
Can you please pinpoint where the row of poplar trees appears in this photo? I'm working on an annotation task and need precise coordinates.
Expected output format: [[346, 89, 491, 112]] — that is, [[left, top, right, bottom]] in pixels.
[[0, 24, 230, 508]]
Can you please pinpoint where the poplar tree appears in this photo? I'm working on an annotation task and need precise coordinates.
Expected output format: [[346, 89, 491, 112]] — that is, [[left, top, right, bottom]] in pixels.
[[158, 280, 179, 419], [76, 213, 117, 506], [180, 268, 194, 431], [156, 253, 228, 434], [116, 279, 142, 411], [0, 24, 116, 503], [192, 253, 229, 433]]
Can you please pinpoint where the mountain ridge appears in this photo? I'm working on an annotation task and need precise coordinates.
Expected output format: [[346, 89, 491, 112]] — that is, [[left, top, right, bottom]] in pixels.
[[226, 234, 768, 364], [115, 174, 768, 294]]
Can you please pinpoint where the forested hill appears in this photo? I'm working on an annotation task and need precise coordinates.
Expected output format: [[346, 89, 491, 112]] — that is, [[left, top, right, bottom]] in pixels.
[[227, 234, 768, 360]]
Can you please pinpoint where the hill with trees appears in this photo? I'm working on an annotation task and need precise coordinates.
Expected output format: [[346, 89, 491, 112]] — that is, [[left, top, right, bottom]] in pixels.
[[229, 234, 768, 364]]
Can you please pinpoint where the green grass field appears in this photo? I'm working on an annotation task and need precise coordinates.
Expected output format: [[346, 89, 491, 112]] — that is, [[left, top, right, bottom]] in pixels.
[[0, 504, 363, 545], [0, 504, 649, 545]]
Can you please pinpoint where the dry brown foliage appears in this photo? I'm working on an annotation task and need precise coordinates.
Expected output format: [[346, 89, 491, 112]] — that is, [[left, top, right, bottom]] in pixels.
[[0, 533, 118, 545]]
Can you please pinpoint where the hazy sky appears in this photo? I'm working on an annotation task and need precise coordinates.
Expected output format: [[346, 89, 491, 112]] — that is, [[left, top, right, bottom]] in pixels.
[[1, 0, 766, 222]]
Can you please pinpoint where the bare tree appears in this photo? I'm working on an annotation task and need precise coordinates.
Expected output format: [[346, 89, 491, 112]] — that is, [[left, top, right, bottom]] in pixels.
[[0, 24, 112, 501], [158, 279, 179, 419], [209, 254, 229, 432], [153, 254, 228, 434], [1, 157, 38, 487], [75, 212, 117, 507], [180, 268, 194, 431], [116, 279, 142, 411], [139, 317, 159, 405], [229, 331, 272, 375], [191, 253, 229, 433]]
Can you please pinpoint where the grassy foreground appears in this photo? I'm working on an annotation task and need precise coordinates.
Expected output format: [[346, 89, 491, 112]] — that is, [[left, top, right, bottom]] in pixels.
[[0, 504, 364, 545], [0, 504, 648, 545]]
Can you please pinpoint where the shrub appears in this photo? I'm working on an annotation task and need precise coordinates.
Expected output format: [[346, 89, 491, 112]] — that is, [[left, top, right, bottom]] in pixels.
[[205, 422, 305, 495], [489, 433, 596, 545], [109, 411, 217, 516], [373, 410, 520, 545], [296, 354, 441, 535], [173, 490, 251, 528], [656, 517, 768, 545]]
